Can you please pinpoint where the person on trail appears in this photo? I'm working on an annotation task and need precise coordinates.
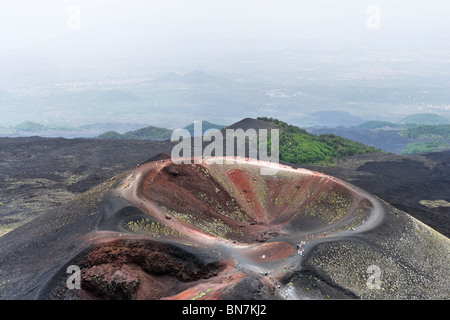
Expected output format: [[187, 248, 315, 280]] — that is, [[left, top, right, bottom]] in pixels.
[[323, 232, 326, 237]]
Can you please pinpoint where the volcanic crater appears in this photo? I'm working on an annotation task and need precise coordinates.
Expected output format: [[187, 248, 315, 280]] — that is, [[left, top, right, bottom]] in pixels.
[[1, 154, 448, 300], [53, 155, 380, 300]]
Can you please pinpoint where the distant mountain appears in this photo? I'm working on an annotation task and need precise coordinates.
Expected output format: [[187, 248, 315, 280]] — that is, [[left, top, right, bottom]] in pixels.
[[158, 117, 380, 165], [183, 121, 225, 136], [400, 124, 450, 139], [123, 126, 173, 140], [15, 121, 50, 132], [96, 121, 226, 140], [96, 131, 124, 139], [309, 126, 412, 154], [9, 121, 149, 138], [225, 117, 279, 132], [308, 110, 366, 127], [153, 72, 184, 83], [14, 121, 81, 133], [399, 113, 449, 125], [80, 122, 149, 133], [358, 121, 403, 130], [96, 126, 173, 140]]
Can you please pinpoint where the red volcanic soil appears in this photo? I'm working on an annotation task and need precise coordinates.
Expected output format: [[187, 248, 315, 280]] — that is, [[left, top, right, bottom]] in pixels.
[[226, 168, 267, 223], [0, 156, 382, 300], [75, 237, 226, 300], [67, 156, 376, 300]]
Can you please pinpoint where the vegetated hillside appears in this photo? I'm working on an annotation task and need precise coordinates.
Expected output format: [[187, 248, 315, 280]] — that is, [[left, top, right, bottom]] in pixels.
[[96, 131, 124, 139], [4, 121, 149, 138], [15, 121, 49, 132], [308, 127, 412, 154], [401, 141, 450, 155], [399, 113, 449, 125], [312, 115, 450, 155], [183, 121, 225, 136], [399, 124, 450, 154], [96, 121, 226, 140], [399, 124, 450, 139], [14, 121, 80, 133], [258, 117, 381, 164], [358, 121, 404, 130], [97, 126, 173, 140]]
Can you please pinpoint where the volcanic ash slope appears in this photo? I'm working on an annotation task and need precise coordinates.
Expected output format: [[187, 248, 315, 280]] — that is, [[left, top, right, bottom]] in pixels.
[[0, 156, 448, 300]]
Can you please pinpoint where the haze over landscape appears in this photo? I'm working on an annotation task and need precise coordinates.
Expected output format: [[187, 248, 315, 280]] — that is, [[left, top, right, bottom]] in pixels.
[[1, 0, 450, 129]]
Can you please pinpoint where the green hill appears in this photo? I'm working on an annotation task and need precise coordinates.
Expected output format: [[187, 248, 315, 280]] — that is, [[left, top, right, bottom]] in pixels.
[[399, 124, 450, 154], [399, 113, 449, 125], [15, 121, 78, 133], [358, 121, 403, 130], [122, 126, 172, 140], [401, 141, 450, 154], [96, 126, 173, 140], [15, 121, 49, 132], [258, 117, 381, 165], [399, 124, 450, 139], [183, 121, 225, 136], [96, 131, 124, 139]]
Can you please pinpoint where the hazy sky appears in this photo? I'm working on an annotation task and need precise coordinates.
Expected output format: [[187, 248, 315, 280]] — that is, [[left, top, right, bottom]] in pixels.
[[1, 1, 449, 128], [1, 0, 450, 55]]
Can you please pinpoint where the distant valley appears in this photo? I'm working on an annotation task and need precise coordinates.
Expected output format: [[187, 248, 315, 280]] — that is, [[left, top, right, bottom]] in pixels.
[[309, 113, 450, 154], [3, 112, 449, 156]]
